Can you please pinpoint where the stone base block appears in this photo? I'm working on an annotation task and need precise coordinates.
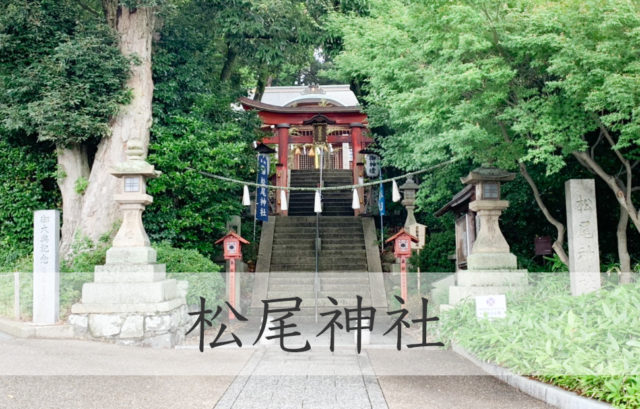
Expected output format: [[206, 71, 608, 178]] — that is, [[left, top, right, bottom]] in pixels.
[[81, 279, 177, 304], [106, 246, 157, 264], [94, 263, 166, 283], [71, 297, 185, 314], [449, 284, 528, 305], [456, 270, 528, 287], [68, 302, 191, 348], [467, 252, 517, 270]]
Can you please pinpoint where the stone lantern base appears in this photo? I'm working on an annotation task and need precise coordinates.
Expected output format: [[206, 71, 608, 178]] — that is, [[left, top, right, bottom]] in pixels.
[[68, 262, 191, 348], [446, 269, 528, 306]]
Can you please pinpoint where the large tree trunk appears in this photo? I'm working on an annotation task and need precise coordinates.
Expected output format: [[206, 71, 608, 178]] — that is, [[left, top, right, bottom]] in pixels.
[[62, 5, 155, 258], [517, 161, 569, 266], [57, 144, 90, 258], [617, 205, 633, 283]]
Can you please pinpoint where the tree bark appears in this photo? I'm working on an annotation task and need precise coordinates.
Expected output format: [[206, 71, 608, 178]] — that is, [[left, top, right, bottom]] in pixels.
[[63, 5, 156, 257], [56, 144, 90, 258], [219, 43, 237, 82], [517, 161, 569, 266], [572, 151, 640, 232], [617, 205, 633, 283], [497, 121, 569, 266], [254, 69, 268, 101]]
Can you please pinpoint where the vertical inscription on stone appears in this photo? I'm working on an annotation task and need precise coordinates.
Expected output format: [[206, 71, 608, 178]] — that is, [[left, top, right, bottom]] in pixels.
[[33, 210, 60, 324], [565, 179, 601, 296]]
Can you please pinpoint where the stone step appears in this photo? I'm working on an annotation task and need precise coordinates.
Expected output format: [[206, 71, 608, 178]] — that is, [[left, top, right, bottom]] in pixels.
[[269, 263, 368, 271], [268, 271, 370, 278], [274, 229, 363, 235], [270, 256, 367, 265], [271, 246, 365, 252], [268, 277, 371, 286], [272, 236, 364, 244], [265, 294, 372, 306], [268, 282, 372, 292]]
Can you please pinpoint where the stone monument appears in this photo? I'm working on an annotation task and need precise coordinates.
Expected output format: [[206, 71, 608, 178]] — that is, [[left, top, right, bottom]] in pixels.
[[33, 210, 60, 324], [69, 141, 189, 347], [565, 179, 601, 295], [445, 167, 528, 306]]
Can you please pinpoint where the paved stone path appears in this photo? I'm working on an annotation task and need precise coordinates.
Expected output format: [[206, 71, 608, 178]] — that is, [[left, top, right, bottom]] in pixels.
[[214, 348, 388, 409]]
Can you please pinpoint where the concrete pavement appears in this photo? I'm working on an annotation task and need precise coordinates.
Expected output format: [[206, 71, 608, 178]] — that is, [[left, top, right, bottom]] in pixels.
[[0, 330, 556, 409]]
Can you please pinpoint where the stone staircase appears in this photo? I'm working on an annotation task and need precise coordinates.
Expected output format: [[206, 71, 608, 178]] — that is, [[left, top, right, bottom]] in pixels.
[[270, 216, 368, 272], [250, 169, 386, 321], [288, 170, 353, 216]]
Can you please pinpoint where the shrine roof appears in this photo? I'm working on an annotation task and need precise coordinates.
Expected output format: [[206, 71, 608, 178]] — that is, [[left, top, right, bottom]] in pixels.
[[261, 85, 360, 107], [434, 184, 474, 217], [239, 97, 363, 114]]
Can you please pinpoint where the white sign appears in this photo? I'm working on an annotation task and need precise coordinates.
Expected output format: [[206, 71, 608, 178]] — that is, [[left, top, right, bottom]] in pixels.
[[365, 154, 380, 178], [475, 294, 506, 320], [407, 223, 426, 250], [33, 209, 60, 324]]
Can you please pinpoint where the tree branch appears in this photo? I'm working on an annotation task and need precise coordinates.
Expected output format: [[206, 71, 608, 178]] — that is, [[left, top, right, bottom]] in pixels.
[[572, 150, 640, 232], [76, 0, 100, 16], [498, 121, 568, 265]]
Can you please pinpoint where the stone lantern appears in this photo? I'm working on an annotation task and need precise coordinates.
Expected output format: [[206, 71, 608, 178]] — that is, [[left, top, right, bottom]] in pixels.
[[107, 140, 160, 264], [69, 140, 189, 348], [400, 176, 419, 227], [461, 167, 517, 270]]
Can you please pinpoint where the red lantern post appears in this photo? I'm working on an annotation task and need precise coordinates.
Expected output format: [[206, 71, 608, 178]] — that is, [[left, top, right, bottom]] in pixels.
[[215, 231, 249, 319], [386, 229, 418, 305]]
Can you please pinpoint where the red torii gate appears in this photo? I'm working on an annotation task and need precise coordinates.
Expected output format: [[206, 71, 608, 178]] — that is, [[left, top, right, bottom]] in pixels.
[[239, 96, 373, 216]]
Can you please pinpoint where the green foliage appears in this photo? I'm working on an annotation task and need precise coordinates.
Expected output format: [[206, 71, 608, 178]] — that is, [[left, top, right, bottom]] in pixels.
[[145, 108, 257, 258], [0, 139, 59, 258], [410, 230, 455, 273], [154, 241, 221, 273], [0, 0, 130, 146], [74, 176, 89, 195], [156, 241, 225, 308], [146, 4, 262, 259], [331, 0, 640, 265], [440, 274, 640, 408]]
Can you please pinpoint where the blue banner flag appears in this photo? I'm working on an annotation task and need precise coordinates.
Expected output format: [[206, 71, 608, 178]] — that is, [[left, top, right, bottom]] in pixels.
[[378, 181, 386, 216], [256, 154, 270, 222]]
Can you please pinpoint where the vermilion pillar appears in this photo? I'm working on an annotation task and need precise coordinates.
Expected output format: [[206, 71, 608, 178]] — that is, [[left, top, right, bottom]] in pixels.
[[276, 124, 289, 216], [351, 123, 364, 216]]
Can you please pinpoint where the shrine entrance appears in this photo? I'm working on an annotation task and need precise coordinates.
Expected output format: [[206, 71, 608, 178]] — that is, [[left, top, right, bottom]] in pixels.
[[240, 84, 373, 216]]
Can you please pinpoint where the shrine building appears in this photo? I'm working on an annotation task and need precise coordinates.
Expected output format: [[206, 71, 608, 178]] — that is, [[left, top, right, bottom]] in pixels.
[[240, 84, 374, 216]]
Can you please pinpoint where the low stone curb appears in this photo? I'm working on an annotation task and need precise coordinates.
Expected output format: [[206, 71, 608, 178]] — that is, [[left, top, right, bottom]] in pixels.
[[0, 317, 74, 339], [452, 343, 612, 409]]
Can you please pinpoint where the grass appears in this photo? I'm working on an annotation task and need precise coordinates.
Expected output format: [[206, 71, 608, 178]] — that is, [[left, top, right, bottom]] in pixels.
[[439, 273, 640, 408]]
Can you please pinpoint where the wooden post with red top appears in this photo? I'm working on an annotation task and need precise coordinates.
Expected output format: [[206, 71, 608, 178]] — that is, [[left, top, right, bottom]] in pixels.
[[386, 229, 418, 305], [215, 231, 249, 319]]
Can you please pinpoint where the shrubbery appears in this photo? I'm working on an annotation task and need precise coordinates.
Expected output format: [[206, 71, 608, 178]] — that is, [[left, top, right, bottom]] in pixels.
[[0, 241, 225, 319], [440, 273, 640, 408]]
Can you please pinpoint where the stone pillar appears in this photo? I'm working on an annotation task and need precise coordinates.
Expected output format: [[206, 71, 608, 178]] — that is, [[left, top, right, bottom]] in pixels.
[[33, 210, 60, 324], [565, 179, 601, 295]]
